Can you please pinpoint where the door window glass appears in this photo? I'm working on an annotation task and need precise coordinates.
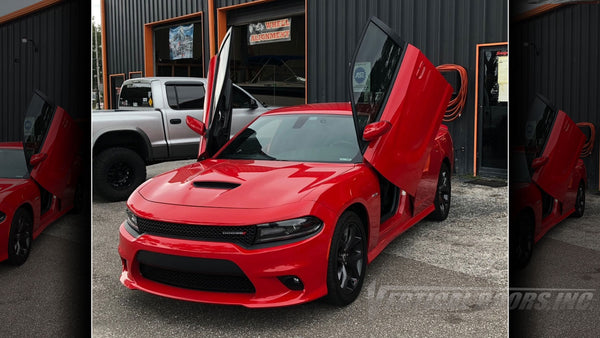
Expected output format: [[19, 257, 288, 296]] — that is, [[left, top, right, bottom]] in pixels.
[[166, 84, 205, 109], [350, 22, 404, 139], [232, 87, 252, 108], [23, 93, 55, 167]]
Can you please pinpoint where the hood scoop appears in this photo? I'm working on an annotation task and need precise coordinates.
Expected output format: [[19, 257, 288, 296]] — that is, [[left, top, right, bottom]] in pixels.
[[193, 181, 241, 190]]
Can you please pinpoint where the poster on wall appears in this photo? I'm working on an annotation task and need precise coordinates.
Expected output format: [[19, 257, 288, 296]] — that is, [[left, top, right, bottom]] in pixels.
[[497, 53, 508, 103], [248, 18, 291, 45], [169, 24, 194, 60]]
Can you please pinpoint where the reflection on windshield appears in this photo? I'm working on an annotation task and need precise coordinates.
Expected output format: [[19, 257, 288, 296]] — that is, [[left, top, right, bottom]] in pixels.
[[218, 114, 361, 163], [0, 149, 29, 179]]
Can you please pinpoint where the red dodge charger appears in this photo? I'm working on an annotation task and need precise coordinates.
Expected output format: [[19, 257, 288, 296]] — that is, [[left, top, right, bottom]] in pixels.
[[119, 18, 454, 307], [0, 92, 82, 265]]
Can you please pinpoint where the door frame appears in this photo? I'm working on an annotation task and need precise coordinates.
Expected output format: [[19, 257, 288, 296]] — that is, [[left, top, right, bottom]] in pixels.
[[473, 42, 508, 177]]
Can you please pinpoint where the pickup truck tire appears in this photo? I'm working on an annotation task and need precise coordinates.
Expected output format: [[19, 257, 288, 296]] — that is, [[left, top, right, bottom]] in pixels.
[[94, 147, 146, 201]]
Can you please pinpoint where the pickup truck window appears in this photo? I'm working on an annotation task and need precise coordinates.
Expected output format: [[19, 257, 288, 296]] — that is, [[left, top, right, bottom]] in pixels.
[[232, 87, 254, 109], [166, 84, 205, 110], [120, 82, 153, 108]]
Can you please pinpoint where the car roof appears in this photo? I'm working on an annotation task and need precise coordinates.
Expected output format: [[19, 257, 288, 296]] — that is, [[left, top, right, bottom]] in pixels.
[[263, 102, 352, 116]]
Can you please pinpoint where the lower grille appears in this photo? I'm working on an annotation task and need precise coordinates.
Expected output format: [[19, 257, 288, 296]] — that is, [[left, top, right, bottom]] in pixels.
[[137, 251, 255, 293], [140, 264, 256, 293]]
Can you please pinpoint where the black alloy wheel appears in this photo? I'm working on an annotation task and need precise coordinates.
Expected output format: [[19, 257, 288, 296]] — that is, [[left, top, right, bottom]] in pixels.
[[94, 147, 146, 201], [430, 162, 451, 221], [510, 212, 534, 270], [8, 207, 33, 265], [572, 182, 585, 218], [326, 211, 367, 306]]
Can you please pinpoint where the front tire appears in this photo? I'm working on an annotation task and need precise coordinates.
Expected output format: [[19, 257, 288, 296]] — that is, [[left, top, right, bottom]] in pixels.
[[429, 162, 451, 221], [94, 147, 146, 201], [572, 182, 585, 218], [510, 212, 534, 270], [326, 211, 367, 306], [7, 207, 33, 266]]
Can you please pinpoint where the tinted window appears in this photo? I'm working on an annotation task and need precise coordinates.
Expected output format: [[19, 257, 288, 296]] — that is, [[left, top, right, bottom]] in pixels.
[[523, 96, 557, 169], [119, 82, 153, 108], [0, 149, 28, 179], [23, 93, 55, 167], [351, 22, 404, 142], [166, 84, 205, 110], [176, 85, 205, 109], [218, 114, 361, 163], [166, 85, 177, 108], [232, 87, 252, 109]]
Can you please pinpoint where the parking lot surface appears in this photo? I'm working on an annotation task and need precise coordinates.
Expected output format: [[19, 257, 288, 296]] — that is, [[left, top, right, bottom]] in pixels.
[[511, 192, 600, 337], [0, 212, 89, 336], [93, 160, 508, 337]]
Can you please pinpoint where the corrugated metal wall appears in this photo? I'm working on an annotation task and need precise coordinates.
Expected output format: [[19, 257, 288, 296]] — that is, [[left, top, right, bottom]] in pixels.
[[0, 0, 89, 142], [306, 0, 507, 175], [512, 3, 600, 190], [104, 0, 208, 77], [103, 0, 507, 175]]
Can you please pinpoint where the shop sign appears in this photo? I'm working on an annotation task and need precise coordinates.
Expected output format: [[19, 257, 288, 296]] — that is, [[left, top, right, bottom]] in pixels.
[[170, 24, 194, 60], [248, 18, 291, 45]]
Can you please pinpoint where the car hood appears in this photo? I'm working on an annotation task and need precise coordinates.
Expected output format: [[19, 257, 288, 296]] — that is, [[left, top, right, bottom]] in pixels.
[[138, 159, 356, 209], [0, 179, 29, 200]]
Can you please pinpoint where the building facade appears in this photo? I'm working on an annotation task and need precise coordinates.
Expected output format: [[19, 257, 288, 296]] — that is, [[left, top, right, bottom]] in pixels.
[[101, 0, 508, 177], [511, 2, 600, 190], [0, 0, 89, 142]]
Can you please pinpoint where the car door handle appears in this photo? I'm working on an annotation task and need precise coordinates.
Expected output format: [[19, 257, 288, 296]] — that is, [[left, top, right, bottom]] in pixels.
[[170, 119, 182, 124]]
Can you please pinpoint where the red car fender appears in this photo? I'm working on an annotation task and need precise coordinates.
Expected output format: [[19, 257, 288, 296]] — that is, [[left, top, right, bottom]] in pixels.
[[0, 179, 40, 262]]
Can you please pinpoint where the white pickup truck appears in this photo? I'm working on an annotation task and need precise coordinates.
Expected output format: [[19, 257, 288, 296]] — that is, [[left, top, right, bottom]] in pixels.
[[93, 77, 271, 201]]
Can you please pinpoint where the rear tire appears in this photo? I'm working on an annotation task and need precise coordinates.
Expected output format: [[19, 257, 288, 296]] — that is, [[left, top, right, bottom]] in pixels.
[[94, 147, 146, 201], [326, 211, 367, 306], [8, 207, 33, 266], [429, 162, 451, 221], [572, 182, 585, 218]]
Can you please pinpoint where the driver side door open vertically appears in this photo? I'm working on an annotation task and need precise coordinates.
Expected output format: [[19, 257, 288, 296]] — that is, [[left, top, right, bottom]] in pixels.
[[349, 17, 452, 197]]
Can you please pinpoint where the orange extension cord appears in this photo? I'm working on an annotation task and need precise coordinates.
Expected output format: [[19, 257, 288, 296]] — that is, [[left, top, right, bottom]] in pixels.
[[577, 122, 596, 158], [436, 64, 468, 122]]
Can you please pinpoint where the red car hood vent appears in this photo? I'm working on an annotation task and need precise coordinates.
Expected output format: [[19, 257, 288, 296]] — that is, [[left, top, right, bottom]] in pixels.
[[193, 181, 240, 190], [138, 160, 355, 209]]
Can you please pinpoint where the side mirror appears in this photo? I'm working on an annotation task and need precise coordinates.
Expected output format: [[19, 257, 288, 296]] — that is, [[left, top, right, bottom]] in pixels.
[[531, 156, 549, 170], [249, 99, 259, 109], [30, 153, 47, 167], [363, 121, 392, 142], [186, 115, 206, 136]]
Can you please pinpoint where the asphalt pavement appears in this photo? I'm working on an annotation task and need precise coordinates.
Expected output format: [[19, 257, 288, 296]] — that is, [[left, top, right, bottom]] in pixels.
[[510, 191, 600, 337], [0, 212, 90, 337], [93, 160, 508, 337]]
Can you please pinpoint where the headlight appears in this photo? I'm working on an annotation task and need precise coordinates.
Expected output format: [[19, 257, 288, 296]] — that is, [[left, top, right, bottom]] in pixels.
[[255, 216, 323, 244], [126, 209, 139, 232], [0, 211, 6, 223]]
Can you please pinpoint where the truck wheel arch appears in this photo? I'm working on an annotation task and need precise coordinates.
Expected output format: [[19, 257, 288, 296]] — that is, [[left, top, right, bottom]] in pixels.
[[93, 129, 152, 162]]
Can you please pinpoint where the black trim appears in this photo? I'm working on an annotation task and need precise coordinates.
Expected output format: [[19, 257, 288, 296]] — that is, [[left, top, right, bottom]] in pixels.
[[137, 251, 246, 275]]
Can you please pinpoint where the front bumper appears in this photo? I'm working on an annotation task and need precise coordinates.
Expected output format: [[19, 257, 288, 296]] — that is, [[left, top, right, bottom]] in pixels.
[[118, 212, 335, 308]]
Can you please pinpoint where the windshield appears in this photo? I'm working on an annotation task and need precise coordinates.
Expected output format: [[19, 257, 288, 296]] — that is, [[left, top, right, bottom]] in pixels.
[[0, 149, 29, 179], [218, 114, 361, 163]]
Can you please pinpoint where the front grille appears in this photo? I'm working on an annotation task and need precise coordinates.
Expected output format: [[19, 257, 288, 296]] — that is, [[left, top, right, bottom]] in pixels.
[[137, 251, 256, 294], [137, 217, 256, 246]]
